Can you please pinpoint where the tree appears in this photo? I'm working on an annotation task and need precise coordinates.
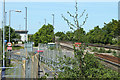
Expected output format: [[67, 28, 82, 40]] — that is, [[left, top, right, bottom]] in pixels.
[[33, 24, 55, 46], [57, 45, 120, 78], [55, 32, 65, 37], [1, 26, 21, 42], [28, 34, 34, 42], [86, 19, 120, 45], [62, 1, 88, 30], [61, 1, 88, 42]]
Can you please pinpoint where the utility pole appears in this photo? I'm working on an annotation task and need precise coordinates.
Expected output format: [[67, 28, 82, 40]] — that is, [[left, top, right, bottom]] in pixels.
[[52, 14, 54, 26], [52, 14, 55, 42], [9, 10, 11, 42], [25, 7, 28, 58], [25, 7, 28, 42], [25, 7, 28, 78], [2, 0, 6, 79], [5, 12, 7, 26], [25, 7, 27, 32], [44, 19, 46, 25]]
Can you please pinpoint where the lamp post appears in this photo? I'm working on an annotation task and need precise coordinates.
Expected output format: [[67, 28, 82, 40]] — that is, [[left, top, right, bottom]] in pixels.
[[52, 14, 54, 26], [2, 0, 5, 79], [44, 18, 46, 25], [25, 7, 27, 42], [52, 14, 55, 42], [5, 12, 7, 26], [8, 10, 21, 65], [9, 10, 21, 42]]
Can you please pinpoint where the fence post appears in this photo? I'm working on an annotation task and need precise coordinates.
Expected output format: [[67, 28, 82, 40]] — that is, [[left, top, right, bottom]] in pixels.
[[31, 56, 34, 78], [22, 58, 26, 78]]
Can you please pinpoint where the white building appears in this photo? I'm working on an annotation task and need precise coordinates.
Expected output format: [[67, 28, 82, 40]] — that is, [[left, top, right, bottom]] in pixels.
[[15, 30, 28, 42]]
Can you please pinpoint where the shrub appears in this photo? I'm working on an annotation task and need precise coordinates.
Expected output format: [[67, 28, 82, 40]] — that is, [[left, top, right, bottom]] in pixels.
[[98, 48, 106, 53], [106, 49, 112, 53], [92, 47, 98, 52]]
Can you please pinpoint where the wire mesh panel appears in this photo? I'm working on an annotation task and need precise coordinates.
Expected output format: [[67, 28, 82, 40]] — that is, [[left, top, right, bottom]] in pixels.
[[38, 43, 74, 74]]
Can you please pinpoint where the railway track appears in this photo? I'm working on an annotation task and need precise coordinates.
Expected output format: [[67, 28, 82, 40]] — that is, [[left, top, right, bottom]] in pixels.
[[88, 43, 120, 51], [95, 54, 120, 67], [59, 42, 120, 70], [59, 41, 120, 51]]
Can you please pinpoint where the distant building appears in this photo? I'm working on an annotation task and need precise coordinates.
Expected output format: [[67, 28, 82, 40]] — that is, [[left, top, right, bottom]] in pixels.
[[15, 30, 28, 42]]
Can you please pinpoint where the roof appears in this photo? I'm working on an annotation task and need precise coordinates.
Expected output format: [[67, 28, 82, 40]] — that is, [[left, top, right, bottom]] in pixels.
[[15, 30, 28, 33]]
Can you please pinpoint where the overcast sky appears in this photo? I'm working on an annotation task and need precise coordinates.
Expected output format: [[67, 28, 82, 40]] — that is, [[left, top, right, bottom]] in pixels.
[[0, 0, 119, 2]]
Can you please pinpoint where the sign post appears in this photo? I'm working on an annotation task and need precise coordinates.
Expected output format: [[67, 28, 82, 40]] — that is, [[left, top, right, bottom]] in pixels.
[[7, 42, 12, 65], [36, 50, 43, 78]]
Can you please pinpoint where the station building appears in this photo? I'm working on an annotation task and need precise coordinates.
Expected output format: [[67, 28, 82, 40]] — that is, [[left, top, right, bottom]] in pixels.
[[15, 30, 28, 42]]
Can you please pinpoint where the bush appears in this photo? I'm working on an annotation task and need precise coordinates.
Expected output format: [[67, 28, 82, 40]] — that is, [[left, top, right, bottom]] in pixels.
[[112, 50, 116, 54], [106, 49, 112, 53], [92, 47, 98, 52], [117, 37, 120, 46], [98, 48, 106, 53]]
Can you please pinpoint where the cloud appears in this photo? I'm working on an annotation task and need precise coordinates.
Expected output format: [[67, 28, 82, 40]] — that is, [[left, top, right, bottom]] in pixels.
[[0, 0, 119, 2]]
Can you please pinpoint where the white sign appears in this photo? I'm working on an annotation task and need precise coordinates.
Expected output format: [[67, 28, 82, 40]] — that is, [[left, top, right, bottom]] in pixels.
[[7, 42, 12, 47], [24, 42, 33, 52]]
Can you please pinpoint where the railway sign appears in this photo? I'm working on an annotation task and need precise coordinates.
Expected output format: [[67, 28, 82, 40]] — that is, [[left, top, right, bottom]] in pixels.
[[7, 42, 12, 47], [7, 47, 12, 51], [4, 40, 7, 43], [75, 42, 81, 47]]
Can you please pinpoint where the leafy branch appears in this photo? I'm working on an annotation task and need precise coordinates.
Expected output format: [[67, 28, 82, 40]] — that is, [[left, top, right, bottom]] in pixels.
[[62, 1, 88, 31]]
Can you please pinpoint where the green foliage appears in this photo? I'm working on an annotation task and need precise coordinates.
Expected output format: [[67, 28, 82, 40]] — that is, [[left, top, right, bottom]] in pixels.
[[98, 48, 106, 53], [106, 49, 112, 53], [86, 20, 120, 45], [92, 47, 98, 52], [48, 46, 58, 50], [55, 32, 65, 37], [113, 51, 120, 58], [112, 50, 116, 54], [1, 26, 21, 42], [33, 24, 55, 46], [118, 37, 120, 46], [61, 1, 88, 43], [91, 47, 113, 53], [62, 1, 88, 30], [113, 52, 117, 57], [57, 44, 119, 78], [56, 19, 120, 46], [28, 34, 34, 42], [12, 46, 24, 50]]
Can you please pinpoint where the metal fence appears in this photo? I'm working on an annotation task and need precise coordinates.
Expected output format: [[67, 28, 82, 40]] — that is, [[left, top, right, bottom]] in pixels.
[[25, 51, 39, 78], [38, 43, 74, 72]]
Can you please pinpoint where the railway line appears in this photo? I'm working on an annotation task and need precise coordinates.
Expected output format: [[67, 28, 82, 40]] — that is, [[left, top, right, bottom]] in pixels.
[[59, 42, 120, 72], [88, 43, 120, 51], [59, 41, 120, 51]]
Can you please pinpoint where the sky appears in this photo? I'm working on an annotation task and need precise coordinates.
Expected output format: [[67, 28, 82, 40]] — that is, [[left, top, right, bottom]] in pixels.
[[0, 1, 118, 34], [0, 0, 119, 2]]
